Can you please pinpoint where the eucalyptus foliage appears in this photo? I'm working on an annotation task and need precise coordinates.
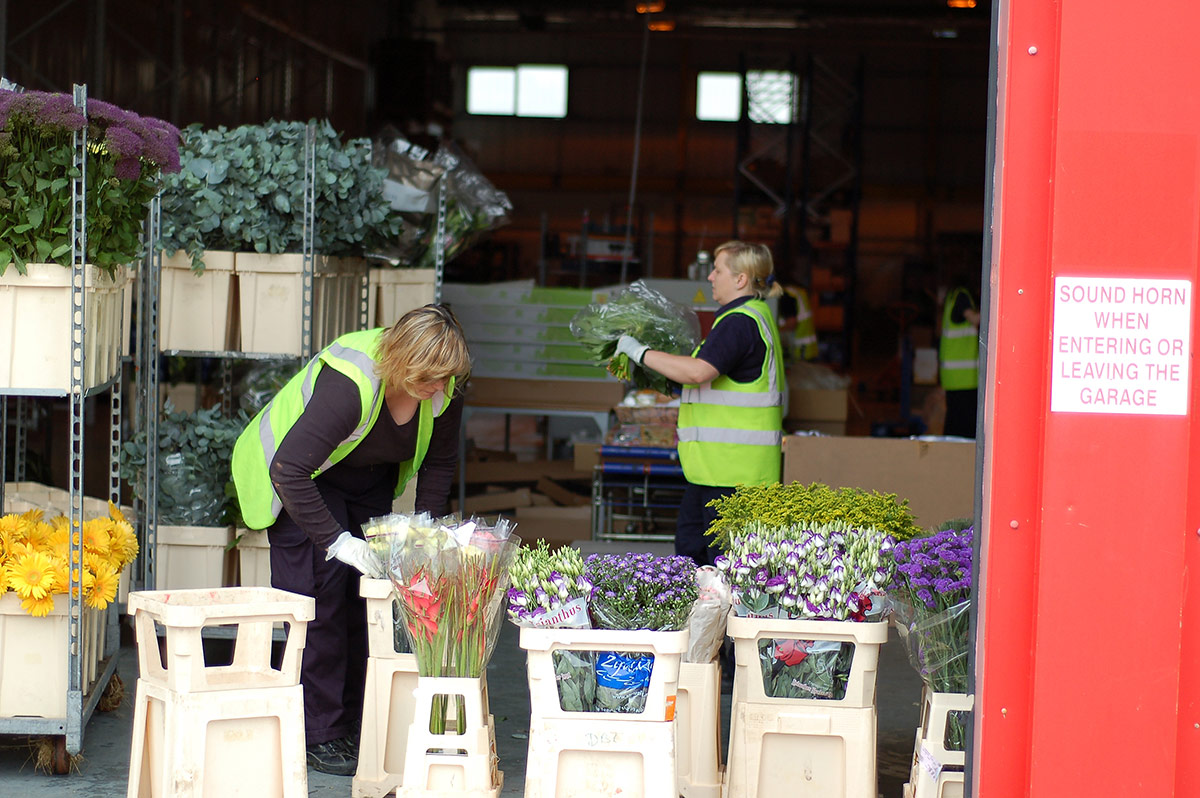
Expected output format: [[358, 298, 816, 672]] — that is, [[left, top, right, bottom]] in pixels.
[[159, 120, 401, 272], [120, 403, 247, 526], [705, 481, 921, 550]]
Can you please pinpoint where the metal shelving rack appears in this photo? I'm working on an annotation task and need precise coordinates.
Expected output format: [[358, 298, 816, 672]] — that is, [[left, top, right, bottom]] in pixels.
[[0, 84, 122, 768], [133, 125, 448, 594]]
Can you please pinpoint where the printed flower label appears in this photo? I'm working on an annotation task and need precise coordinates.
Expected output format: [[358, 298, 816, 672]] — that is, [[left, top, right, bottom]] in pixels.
[[594, 651, 654, 691], [919, 744, 943, 780], [525, 597, 590, 629], [1051, 275, 1192, 415]]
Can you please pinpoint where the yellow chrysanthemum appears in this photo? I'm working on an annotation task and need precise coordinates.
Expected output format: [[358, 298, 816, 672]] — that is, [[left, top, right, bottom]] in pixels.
[[7, 541, 34, 561], [81, 519, 112, 554], [21, 507, 44, 524], [20, 593, 56, 618], [0, 514, 22, 534], [109, 521, 139, 568], [85, 561, 119, 610], [48, 557, 69, 595], [7, 550, 56, 600], [108, 502, 128, 525], [22, 519, 50, 548]]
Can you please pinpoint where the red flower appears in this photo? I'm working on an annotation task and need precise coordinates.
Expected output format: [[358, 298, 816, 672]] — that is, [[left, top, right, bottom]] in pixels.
[[775, 638, 809, 667]]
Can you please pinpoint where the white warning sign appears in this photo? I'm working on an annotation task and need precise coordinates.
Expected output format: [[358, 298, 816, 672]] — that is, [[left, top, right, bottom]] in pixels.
[[1051, 276, 1191, 415]]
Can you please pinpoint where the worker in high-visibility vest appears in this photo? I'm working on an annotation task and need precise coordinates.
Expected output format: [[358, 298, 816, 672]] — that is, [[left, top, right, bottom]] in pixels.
[[939, 285, 981, 437], [778, 284, 819, 361], [616, 241, 784, 565], [231, 304, 470, 776]]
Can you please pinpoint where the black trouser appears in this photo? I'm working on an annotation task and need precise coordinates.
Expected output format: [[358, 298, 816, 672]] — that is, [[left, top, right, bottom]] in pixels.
[[267, 476, 392, 746], [944, 387, 978, 438], [674, 482, 736, 567]]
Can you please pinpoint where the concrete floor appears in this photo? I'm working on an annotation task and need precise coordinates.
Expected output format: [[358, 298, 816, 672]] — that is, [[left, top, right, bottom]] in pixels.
[[0, 607, 924, 797]]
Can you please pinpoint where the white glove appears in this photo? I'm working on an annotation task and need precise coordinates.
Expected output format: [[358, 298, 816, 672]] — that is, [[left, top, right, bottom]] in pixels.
[[325, 531, 385, 578], [616, 334, 649, 365]]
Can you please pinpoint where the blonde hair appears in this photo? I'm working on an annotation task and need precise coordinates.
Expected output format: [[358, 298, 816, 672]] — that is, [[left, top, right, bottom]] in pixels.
[[714, 240, 783, 299], [375, 304, 471, 398]]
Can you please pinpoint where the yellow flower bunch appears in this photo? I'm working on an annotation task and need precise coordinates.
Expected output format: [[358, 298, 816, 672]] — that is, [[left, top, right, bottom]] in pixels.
[[0, 502, 138, 617]]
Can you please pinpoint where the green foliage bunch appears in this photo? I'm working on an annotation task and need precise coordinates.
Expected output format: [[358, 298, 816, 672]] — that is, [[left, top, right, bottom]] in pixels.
[[0, 89, 181, 277], [159, 120, 401, 271], [120, 404, 248, 526], [705, 481, 921, 550]]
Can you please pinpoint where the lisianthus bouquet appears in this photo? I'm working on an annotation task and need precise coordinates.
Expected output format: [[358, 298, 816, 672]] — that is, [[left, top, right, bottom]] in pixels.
[[368, 512, 520, 731], [0, 503, 139, 616], [889, 524, 973, 748], [570, 280, 701, 394], [506, 541, 596, 712], [716, 521, 894, 700], [584, 552, 698, 712]]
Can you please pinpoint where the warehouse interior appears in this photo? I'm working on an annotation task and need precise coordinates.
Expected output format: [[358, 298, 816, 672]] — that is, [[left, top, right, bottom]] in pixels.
[[3, 0, 992, 434], [0, 1, 990, 795]]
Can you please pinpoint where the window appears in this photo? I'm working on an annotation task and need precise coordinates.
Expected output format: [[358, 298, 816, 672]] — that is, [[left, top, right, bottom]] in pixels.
[[695, 70, 798, 124], [466, 64, 568, 118]]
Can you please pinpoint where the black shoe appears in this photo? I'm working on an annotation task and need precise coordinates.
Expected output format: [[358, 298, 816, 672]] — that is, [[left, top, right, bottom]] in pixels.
[[306, 739, 358, 776], [331, 734, 359, 758]]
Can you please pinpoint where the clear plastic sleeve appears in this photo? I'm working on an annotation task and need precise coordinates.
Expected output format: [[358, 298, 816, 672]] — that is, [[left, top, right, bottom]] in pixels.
[[569, 280, 701, 393], [685, 566, 732, 663]]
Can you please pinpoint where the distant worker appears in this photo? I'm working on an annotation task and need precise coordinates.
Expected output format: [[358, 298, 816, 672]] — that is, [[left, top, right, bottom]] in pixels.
[[939, 285, 981, 438], [778, 284, 819, 361]]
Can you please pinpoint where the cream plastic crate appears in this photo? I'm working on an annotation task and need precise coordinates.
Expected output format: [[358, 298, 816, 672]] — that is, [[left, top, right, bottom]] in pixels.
[[354, 653, 420, 798], [236, 528, 272, 588], [0, 593, 104, 718], [398, 675, 501, 798], [159, 250, 236, 352], [0, 262, 125, 391], [905, 690, 973, 798], [155, 524, 233, 590], [676, 660, 722, 798], [126, 678, 308, 798], [524, 716, 677, 798], [370, 267, 436, 328], [727, 614, 888, 709], [518, 627, 689, 722], [361, 576, 408, 659], [724, 701, 876, 798], [235, 253, 349, 355], [127, 586, 315, 693]]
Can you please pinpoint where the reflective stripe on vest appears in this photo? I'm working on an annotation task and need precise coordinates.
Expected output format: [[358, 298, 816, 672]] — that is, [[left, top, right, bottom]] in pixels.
[[677, 299, 783, 487], [940, 287, 979, 391]]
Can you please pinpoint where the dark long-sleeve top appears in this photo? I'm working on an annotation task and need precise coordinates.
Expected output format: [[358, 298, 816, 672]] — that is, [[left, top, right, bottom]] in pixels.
[[269, 367, 463, 547]]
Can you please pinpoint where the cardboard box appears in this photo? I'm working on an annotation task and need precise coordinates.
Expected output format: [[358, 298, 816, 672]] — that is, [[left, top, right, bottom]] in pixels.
[[462, 459, 589, 485], [574, 442, 600, 473], [465, 376, 623, 412], [782, 435, 976, 529], [786, 388, 849, 422], [450, 487, 533, 514], [513, 505, 592, 548], [534, 477, 590, 507]]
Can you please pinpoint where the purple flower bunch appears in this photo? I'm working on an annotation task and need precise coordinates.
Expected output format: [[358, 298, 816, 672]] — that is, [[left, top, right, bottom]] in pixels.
[[506, 540, 593, 628], [585, 552, 698, 631], [889, 525, 973, 702], [0, 88, 181, 276], [889, 526, 973, 611], [715, 521, 895, 621]]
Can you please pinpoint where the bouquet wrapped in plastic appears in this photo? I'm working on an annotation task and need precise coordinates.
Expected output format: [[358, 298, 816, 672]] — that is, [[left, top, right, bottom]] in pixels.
[[889, 525, 973, 749], [685, 566, 732, 663], [584, 552, 698, 713], [368, 131, 512, 269], [570, 280, 701, 394], [365, 512, 520, 732], [506, 541, 596, 712]]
